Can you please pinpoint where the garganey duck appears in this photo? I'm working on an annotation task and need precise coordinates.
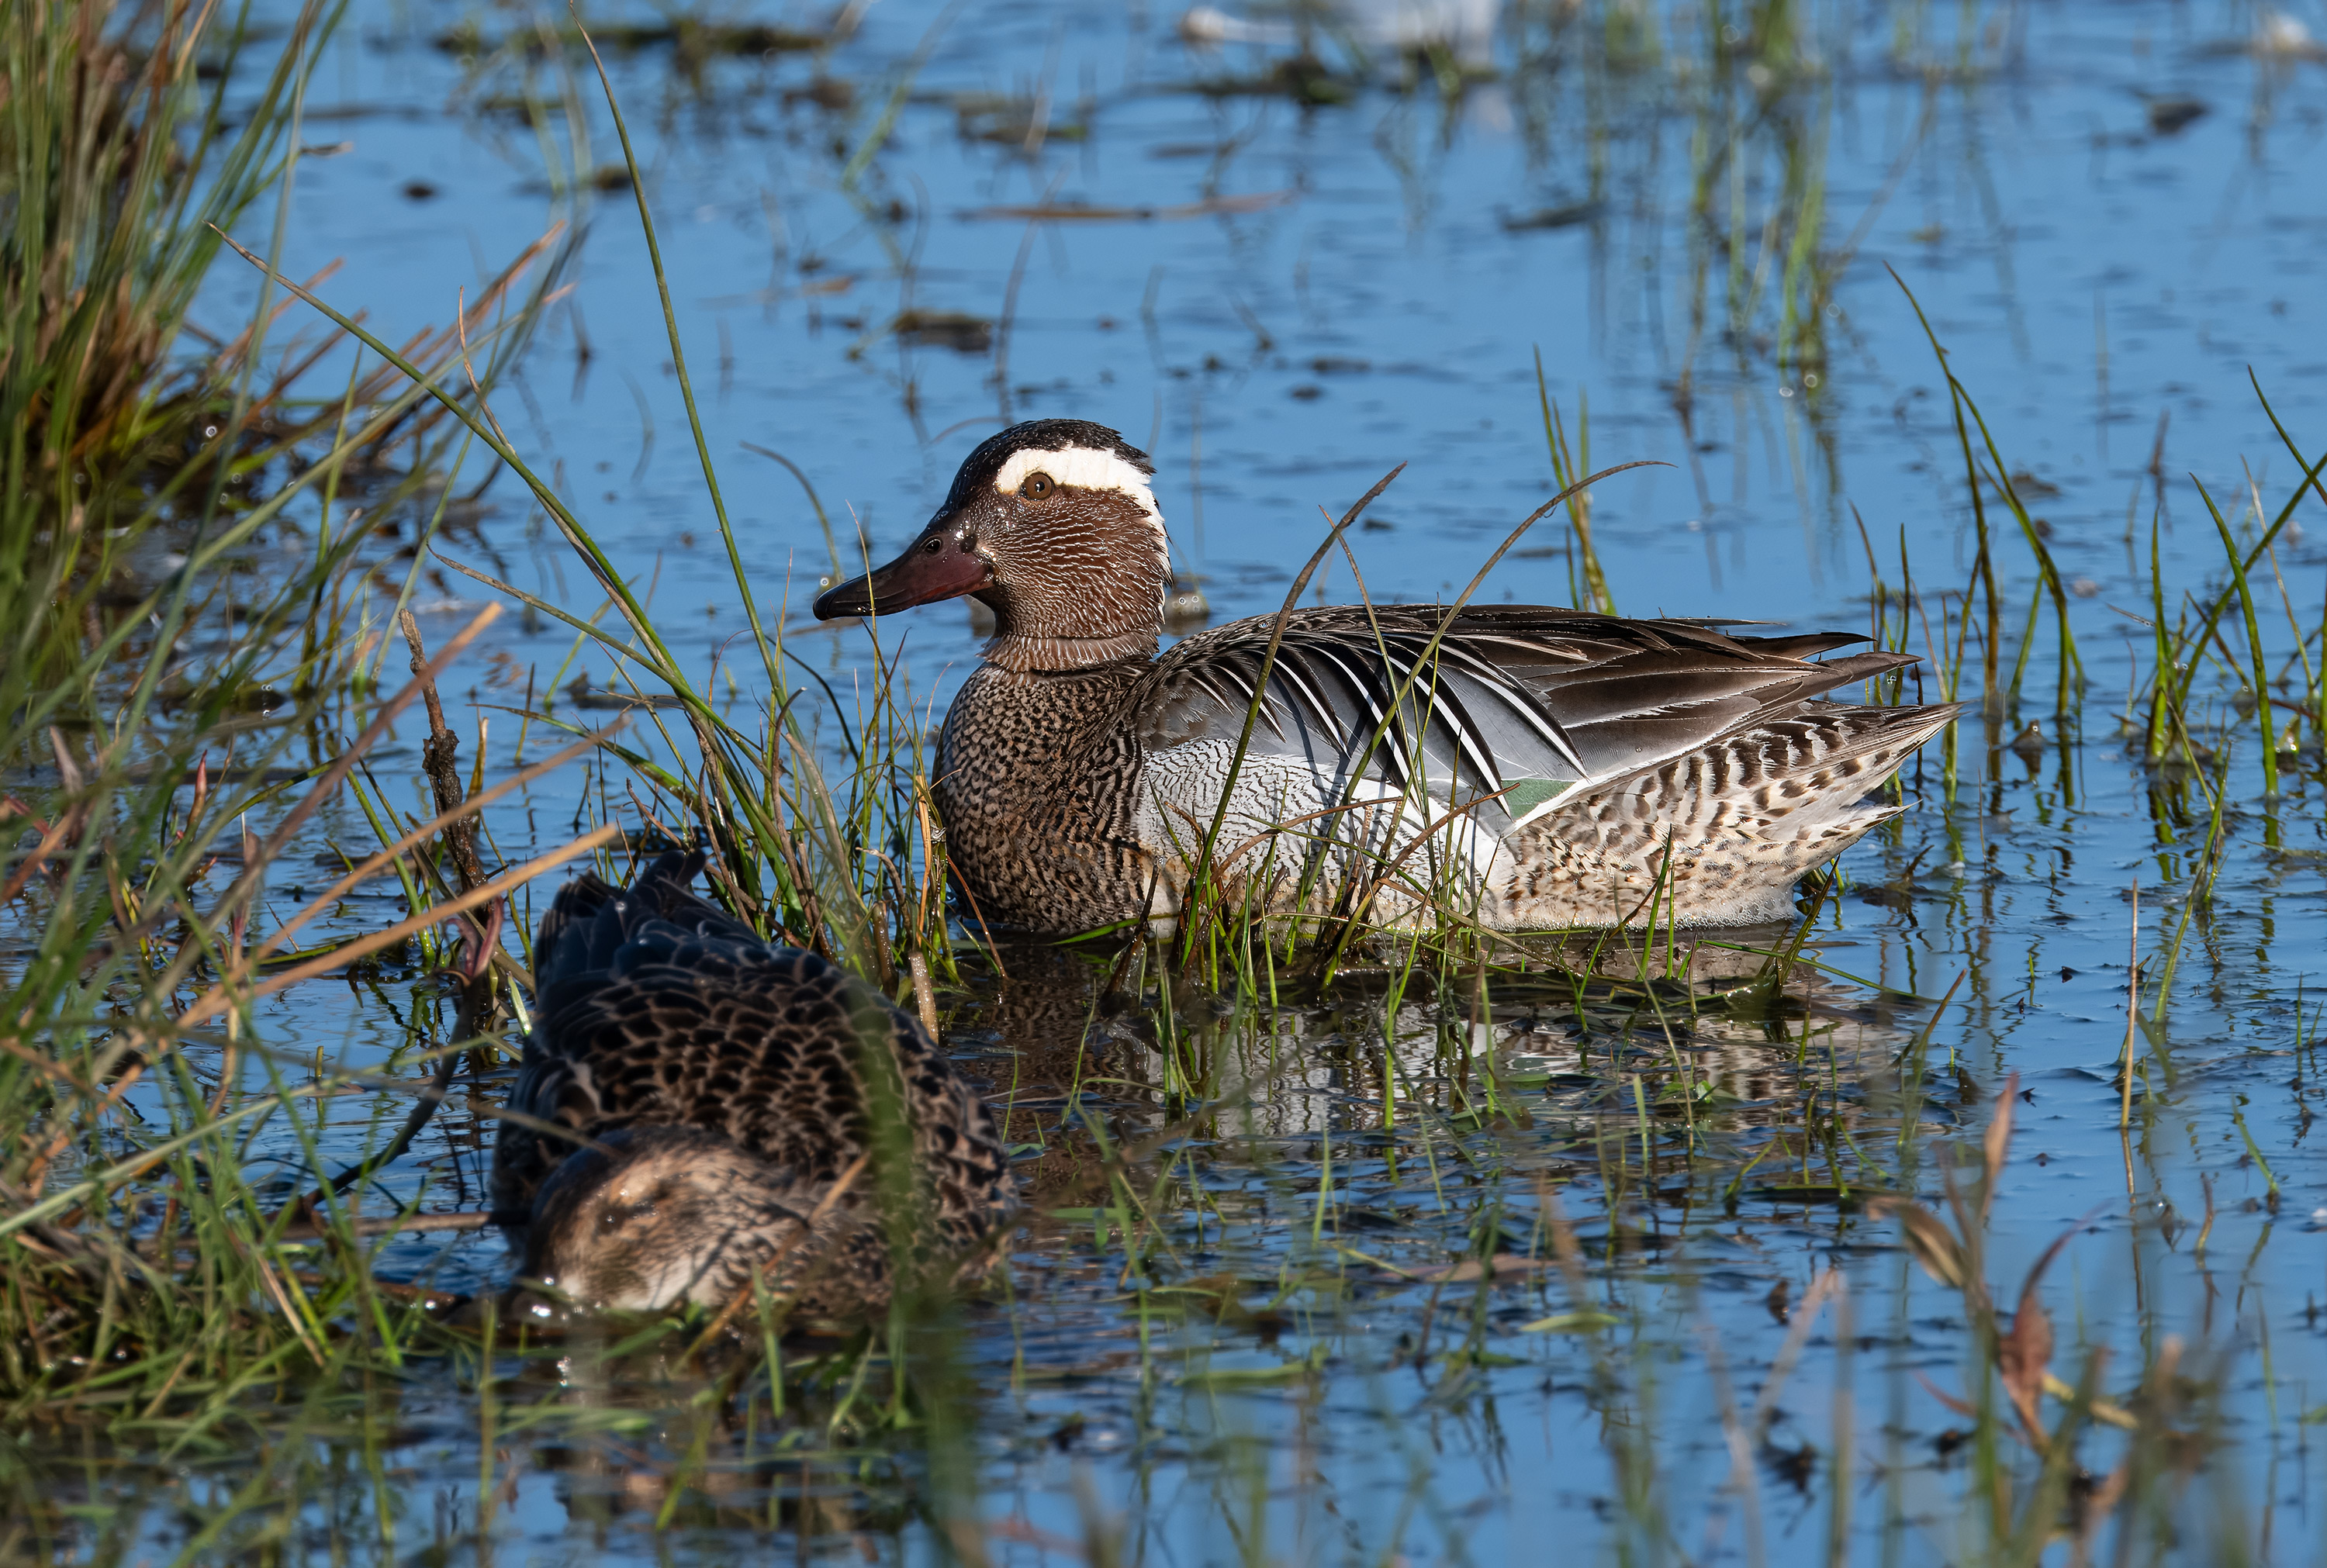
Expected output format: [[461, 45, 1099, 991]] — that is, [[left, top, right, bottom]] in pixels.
[[813, 420, 1955, 934], [492, 851, 1016, 1316]]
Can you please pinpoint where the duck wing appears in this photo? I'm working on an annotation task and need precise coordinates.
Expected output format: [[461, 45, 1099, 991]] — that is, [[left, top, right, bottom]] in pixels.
[[493, 851, 1014, 1247], [1130, 606, 1913, 838]]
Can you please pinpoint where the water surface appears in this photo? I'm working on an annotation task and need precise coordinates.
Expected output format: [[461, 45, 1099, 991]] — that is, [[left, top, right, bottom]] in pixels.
[[36, 0, 2327, 1559]]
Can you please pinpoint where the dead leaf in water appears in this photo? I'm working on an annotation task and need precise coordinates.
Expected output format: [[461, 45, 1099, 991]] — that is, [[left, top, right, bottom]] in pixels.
[[1999, 1294, 2053, 1445], [2000, 1220, 2081, 1446], [1982, 1069, 2018, 1221]]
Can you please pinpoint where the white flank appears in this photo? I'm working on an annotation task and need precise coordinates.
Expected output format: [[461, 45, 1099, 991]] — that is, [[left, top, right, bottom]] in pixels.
[[1134, 739, 1505, 912], [993, 444, 1162, 523]]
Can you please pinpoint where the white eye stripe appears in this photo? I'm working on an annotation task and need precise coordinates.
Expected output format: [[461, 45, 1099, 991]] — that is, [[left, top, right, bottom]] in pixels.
[[987, 440, 1172, 623], [993, 445, 1160, 521]]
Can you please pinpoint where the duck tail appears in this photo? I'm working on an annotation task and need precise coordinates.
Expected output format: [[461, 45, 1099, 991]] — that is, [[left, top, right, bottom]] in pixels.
[[630, 847, 712, 914], [628, 847, 762, 941], [532, 867, 624, 999], [533, 848, 717, 1000]]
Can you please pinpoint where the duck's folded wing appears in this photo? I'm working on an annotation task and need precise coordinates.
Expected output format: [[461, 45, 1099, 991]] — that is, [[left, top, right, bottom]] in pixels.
[[520, 938, 864, 1174], [501, 924, 1014, 1238], [491, 1032, 613, 1220], [1132, 605, 1914, 836]]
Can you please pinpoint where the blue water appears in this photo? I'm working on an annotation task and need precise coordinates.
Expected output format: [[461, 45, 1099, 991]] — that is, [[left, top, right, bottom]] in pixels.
[[81, 0, 2327, 1557]]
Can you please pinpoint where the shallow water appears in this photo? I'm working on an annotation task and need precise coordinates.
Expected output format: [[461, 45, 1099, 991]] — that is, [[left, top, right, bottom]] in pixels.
[[20, 0, 2327, 1559]]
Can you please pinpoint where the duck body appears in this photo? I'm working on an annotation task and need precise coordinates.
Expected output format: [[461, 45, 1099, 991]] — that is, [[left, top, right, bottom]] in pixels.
[[492, 851, 1016, 1316], [818, 420, 1955, 935]]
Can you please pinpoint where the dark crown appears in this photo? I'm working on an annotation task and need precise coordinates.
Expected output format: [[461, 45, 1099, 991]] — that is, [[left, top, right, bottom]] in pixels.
[[944, 420, 1154, 508]]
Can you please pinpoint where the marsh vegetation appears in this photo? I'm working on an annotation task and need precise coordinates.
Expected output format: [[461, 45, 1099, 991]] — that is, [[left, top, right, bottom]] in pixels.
[[2, 0, 2324, 1561]]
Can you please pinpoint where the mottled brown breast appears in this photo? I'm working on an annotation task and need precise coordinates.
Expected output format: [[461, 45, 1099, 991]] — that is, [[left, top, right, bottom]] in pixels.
[[933, 660, 1157, 931]]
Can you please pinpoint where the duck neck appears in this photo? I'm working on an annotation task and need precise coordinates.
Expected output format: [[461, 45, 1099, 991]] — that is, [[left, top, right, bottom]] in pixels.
[[982, 625, 1160, 674]]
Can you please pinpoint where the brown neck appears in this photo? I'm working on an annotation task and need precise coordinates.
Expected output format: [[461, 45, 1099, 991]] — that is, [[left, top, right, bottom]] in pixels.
[[981, 627, 1160, 674]]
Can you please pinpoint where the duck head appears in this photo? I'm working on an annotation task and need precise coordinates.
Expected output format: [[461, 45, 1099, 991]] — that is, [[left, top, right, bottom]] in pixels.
[[521, 1127, 836, 1314], [812, 419, 1170, 672]]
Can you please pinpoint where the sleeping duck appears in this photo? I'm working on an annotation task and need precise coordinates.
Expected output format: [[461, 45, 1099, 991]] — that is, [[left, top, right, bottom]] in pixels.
[[492, 851, 1015, 1318]]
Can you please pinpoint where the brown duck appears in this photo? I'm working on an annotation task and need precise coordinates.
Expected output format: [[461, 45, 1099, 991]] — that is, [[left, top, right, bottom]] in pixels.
[[814, 420, 1955, 933], [492, 851, 1016, 1316]]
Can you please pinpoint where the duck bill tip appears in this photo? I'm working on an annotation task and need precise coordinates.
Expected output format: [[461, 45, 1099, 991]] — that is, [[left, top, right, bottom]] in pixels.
[[810, 576, 875, 620], [812, 541, 991, 620]]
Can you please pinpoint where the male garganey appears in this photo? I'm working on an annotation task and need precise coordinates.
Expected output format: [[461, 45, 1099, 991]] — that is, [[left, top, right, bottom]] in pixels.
[[814, 420, 1955, 934]]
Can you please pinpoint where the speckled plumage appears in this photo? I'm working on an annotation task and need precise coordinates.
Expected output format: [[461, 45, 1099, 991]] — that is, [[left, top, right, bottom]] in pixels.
[[493, 851, 1016, 1315], [817, 421, 1957, 934]]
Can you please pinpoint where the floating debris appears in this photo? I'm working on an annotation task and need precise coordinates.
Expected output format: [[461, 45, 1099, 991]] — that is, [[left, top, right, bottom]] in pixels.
[[606, 20, 824, 54], [786, 77, 855, 111], [1180, 0, 1495, 65], [1178, 5, 1297, 46], [434, 21, 825, 58], [951, 92, 1091, 147], [961, 190, 1295, 223], [1191, 54, 1358, 105], [2142, 95, 2208, 135], [890, 310, 994, 353], [2253, 11, 2325, 57], [1501, 200, 1606, 231]]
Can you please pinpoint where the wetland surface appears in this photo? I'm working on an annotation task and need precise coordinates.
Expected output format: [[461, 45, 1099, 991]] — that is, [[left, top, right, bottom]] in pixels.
[[9, 0, 2327, 1559]]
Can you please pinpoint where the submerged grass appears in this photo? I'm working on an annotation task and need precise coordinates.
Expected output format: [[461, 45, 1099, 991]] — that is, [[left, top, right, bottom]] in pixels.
[[2, 0, 2324, 1562]]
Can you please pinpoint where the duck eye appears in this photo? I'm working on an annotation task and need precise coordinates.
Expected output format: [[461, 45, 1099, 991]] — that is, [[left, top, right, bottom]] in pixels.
[[1020, 472, 1054, 499]]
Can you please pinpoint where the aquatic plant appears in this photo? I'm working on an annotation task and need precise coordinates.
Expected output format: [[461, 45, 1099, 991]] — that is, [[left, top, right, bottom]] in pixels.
[[0, 0, 577, 1452]]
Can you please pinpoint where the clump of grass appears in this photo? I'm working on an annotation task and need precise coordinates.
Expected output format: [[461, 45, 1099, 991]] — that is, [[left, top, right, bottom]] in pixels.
[[1, 0, 305, 489], [0, 0, 582, 1442], [215, 17, 964, 1001], [1867, 1075, 2225, 1561], [3, 0, 327, 699]]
